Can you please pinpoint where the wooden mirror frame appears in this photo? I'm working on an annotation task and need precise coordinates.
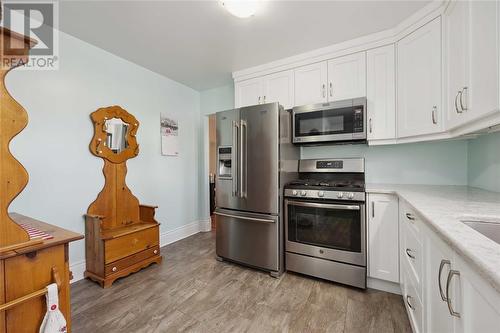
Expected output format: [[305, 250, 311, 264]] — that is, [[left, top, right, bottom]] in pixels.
[[90, 105, 139, 164]]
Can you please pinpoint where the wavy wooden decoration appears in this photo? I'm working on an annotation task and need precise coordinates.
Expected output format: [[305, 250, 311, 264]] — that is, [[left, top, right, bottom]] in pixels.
[[0, 28, 37, 248], [87, 106, 141, 230]]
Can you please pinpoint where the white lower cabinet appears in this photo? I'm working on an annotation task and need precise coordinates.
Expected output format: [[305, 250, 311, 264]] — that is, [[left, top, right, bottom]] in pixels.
[[399, 199, 500, 333], [367, 193, 399, 283]]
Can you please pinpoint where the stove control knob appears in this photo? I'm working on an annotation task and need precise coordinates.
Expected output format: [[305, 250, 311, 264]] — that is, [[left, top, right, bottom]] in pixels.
[[348, 192, 354, 199], [292, 190, 298, 196], [337, 192, 344, 199], [300, 190, 307, 196], [318, 191, 324, 198]]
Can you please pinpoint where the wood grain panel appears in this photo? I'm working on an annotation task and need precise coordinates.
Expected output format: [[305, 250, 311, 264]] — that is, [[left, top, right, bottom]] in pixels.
[[104, 226, 159, 263], [0, 260, 5, 333], [105, 245, 159, 275], [4, 245, 69, 333]]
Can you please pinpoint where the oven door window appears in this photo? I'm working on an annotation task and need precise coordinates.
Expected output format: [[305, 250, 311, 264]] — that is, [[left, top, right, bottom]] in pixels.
[[295, 107, 356, 137], [288, 202, 361, 252]]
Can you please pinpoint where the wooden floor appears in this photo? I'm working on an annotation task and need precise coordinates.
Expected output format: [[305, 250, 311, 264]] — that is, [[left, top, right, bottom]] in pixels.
[[71, 231, 411, 333]]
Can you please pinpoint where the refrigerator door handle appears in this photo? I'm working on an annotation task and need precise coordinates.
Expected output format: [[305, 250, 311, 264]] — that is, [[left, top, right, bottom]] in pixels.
[[232, 120, 239, 197], [214, 211, 276, 224], [240, 119, 247, 198]]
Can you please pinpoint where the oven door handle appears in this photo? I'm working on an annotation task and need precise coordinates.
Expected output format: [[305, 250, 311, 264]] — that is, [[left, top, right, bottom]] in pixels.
[[286, 200, 361, 210]]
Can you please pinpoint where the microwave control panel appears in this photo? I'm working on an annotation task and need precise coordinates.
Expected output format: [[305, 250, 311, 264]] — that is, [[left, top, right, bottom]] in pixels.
[[353, 108, 364, 133]]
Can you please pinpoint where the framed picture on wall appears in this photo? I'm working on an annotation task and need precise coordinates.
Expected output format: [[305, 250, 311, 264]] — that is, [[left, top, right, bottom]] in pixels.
[[160, 114, 179, 156]]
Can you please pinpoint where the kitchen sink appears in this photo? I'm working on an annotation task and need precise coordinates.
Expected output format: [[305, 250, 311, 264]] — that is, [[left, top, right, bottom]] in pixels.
[[462, 219, 500, 245]]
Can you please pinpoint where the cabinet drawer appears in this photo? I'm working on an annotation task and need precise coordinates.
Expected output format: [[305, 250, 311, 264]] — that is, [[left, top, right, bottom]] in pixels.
[[105, 245, 160, 276], [402, 220, 423, 297], [401, 201, 422, 236], [104, 226, 159, 263], [402, 265, 423, 333]]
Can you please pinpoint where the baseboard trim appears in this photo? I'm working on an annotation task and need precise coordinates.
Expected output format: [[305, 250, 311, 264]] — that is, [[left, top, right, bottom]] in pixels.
[[367, 277, 402, 295], [70, 219, 211, 283]]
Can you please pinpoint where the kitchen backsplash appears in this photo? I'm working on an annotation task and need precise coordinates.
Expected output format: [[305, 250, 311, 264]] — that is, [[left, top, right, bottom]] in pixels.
[[468, 131, 500, 193], [301, 140, 469, 185]]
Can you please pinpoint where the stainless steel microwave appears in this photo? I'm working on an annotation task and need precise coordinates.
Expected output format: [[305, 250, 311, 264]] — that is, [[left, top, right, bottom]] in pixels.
[[292, 97, 367, 144]]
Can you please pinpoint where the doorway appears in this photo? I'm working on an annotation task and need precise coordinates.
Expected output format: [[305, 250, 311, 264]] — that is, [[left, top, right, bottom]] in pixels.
[[208, 114, 217, 230]]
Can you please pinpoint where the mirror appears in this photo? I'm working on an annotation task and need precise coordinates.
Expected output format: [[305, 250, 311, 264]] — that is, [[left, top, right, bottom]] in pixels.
[[104, 118, 130, 154]]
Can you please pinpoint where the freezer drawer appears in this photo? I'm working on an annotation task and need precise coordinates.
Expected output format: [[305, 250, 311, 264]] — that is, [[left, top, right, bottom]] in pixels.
[[215, 209, 279, 272]]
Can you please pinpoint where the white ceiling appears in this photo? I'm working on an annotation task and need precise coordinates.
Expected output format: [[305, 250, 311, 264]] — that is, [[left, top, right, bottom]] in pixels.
[[59, 1, 429, 91]]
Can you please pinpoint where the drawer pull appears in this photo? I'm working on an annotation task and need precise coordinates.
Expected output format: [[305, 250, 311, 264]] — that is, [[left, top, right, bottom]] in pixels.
[[446, 270, 461, 318], [112, 267, 117, 272], [406, 295, 415, 310], [153, 250, 158, 255], [405, 248, 415, 259], [406, 213, 415, 221], [438, 259, 451, 301]]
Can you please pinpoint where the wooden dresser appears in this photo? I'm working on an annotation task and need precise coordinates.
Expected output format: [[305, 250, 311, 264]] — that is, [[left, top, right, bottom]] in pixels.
[[0, 28, 83, 332], [84, 106, 162, 288]]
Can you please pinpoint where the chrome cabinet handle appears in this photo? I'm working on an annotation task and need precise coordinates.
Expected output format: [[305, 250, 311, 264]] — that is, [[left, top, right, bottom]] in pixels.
[[446, 270, 461, 318], [455, 91, 462, 114], [263, 95, 266, 104], [369, 118, 373, 134], [322, 84, 326, 98], [406, 213, 415, 221], [329, 82, 333, 97], [258, 96, 261, 104], [438, 259, 451, 301], [460, 87, 468, 111], [406, 248, 415, 259], [432, 106, 438, 124], [406, 295, 415, 310], [371, 201, 375, 218]]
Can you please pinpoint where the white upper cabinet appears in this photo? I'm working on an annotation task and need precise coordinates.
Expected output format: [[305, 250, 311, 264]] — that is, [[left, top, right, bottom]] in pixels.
[[446, 0, 499, 130], [466, 1, 499, 123], [397, 17, 443, 138], [235, 77, 262, 107], [367, 193, 399, 283], [366, 45, 396, 141], [235, 70, 294, 109], [327, 52, 366, 101], [263, 70, 294, 109], [293, 62, 328, 106]]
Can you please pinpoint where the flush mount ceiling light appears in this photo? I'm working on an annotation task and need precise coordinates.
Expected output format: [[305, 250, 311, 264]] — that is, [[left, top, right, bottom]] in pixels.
[[220, 1, 262, 18]]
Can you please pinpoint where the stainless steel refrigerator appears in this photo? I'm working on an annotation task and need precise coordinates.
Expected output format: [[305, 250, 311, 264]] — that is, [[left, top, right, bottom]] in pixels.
[[214, 102, 299, 277]]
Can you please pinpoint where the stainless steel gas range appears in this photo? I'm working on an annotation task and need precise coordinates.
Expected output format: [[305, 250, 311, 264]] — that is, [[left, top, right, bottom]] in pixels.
[[284, 158, 366, 289]]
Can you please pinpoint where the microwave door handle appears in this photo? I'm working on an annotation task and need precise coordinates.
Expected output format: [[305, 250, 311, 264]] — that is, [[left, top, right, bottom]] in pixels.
[[232, 120, 239, 197], [240, 120, 247, 198]]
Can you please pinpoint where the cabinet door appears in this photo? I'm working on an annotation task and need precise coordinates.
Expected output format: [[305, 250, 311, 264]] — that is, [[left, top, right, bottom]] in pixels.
[[235, 77, 262, 108], [366, 45, 396, 140], [453, 255, 500, 333], [466, 0, 499, 123], [327, 52, 366, 101], [445, 0, 469, 129], [263, 70, 294, 109], [425, 230, 455, 333], [293, 61, 328, 106], [367, 193, 399, 283], [397, 17, 443, 137]]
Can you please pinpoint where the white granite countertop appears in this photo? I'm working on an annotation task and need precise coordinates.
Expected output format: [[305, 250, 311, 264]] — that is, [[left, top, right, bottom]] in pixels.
[[366, 184, 500, 293]]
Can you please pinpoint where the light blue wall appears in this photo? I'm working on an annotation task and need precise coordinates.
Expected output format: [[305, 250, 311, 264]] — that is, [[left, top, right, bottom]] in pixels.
[[200, 84, 234, 116], [302, 141, 469, 185], [468, 132, 500, 192], [8, 30, 201, 266]]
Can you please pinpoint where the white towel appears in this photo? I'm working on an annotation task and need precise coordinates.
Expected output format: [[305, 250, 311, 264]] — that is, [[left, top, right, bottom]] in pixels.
[[39, 283, 67, 333]]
